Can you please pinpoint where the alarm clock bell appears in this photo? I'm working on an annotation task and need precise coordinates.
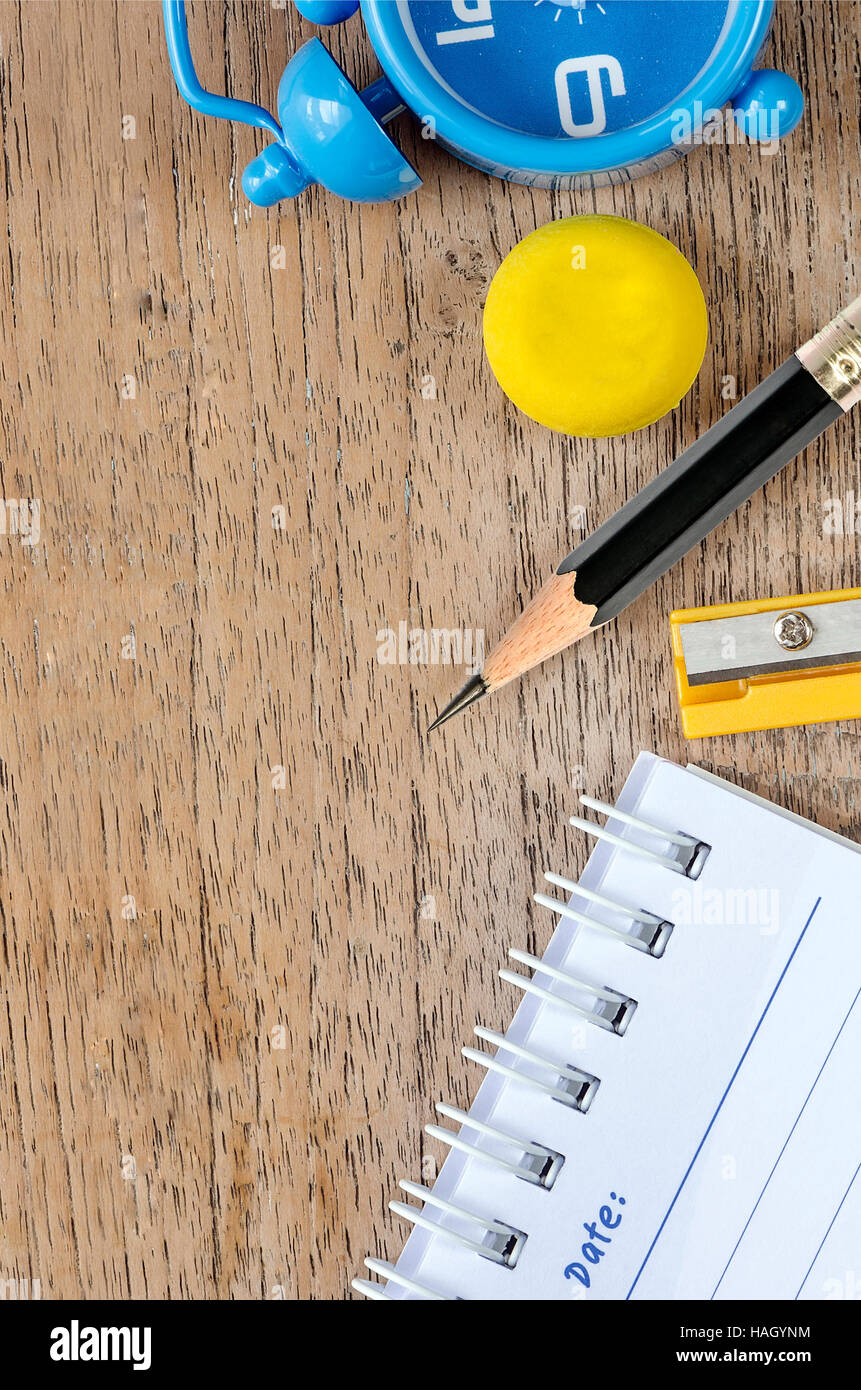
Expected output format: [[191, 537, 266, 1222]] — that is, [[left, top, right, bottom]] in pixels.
[[164, 0, 804, 207], [163, 0, 419, 204]]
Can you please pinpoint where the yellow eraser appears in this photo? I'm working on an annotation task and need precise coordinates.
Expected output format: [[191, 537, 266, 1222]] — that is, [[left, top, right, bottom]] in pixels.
[[482, 214, 708, 438]]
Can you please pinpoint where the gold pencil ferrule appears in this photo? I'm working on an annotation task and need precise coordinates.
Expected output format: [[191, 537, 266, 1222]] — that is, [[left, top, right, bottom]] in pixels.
[[796, 295, 861, 412]]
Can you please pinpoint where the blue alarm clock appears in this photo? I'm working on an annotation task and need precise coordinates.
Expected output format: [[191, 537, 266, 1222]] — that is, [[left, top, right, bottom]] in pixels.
[[163, 0, 803, 205]]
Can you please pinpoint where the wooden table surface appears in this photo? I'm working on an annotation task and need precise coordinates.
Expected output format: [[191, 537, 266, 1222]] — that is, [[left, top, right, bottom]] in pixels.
[[0, 0, 858, 1301]]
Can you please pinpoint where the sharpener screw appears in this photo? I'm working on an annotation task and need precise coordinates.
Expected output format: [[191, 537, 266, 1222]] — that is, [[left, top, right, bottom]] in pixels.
[[773, 610, 814, 651]]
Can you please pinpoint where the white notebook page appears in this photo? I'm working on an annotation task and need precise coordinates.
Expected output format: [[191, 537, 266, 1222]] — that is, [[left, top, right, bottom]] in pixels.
[[389, 753, 861, 1300]]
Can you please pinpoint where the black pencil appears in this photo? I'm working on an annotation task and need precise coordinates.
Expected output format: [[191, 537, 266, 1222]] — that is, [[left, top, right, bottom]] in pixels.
[[429, 297, 861, 732]]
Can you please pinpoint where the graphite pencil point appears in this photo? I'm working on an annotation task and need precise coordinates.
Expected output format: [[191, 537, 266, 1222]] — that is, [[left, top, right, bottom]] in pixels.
[[428, 673, 488, 732]]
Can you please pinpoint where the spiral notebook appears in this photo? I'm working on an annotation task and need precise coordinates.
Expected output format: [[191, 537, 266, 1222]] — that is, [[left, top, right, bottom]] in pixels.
[[354, 752, 861, 1301]]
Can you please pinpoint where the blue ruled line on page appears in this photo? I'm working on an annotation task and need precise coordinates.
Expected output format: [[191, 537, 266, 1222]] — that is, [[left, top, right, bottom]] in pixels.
[[625, 897, 821, 1301], [711, 981, 861, 1299], [795, 1159, 861, 1300]]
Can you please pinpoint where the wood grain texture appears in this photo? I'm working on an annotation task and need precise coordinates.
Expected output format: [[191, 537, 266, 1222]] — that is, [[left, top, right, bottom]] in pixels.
[[0, 0, 858, 1300]]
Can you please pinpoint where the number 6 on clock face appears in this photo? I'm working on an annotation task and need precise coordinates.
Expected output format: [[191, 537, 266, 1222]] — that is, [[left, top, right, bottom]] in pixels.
[[554, 53, 627, 137]]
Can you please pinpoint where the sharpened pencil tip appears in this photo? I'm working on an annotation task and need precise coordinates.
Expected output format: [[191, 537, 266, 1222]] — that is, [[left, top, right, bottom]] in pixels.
[[428, 673, 488, 732]]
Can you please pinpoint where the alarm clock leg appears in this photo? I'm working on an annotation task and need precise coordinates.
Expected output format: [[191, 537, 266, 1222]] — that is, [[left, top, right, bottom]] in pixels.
[[733, 69, 805, 142]]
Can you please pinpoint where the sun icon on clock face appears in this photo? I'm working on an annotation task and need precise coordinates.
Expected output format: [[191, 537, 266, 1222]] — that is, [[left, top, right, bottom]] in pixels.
[[534, 0, 608, 22]]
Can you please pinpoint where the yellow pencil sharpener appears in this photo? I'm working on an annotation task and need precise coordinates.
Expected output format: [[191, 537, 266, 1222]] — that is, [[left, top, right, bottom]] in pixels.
[[671, 588, 861, 738]]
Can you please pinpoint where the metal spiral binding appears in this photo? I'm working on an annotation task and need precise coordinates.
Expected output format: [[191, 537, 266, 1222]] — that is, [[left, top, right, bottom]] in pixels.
[[351, 1258, 452, 1301], [501, 946, 637, 1034], [390, 1180, 527, 1267], [535, 873, 674, 957], [354, 790, 704, 1299], [465, 1025, 599, 1111], [572, 794, 710, 878], [426, 1102, 565, 1189]]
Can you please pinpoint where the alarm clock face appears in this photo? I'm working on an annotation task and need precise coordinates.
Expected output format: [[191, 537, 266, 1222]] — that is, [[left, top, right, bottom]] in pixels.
[[361, 0, 776, 183], [395, 0, 732, 138]]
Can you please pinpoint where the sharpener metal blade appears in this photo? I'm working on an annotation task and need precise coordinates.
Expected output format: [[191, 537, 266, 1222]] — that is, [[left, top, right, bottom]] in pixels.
[[679, 598, 861, 686]]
